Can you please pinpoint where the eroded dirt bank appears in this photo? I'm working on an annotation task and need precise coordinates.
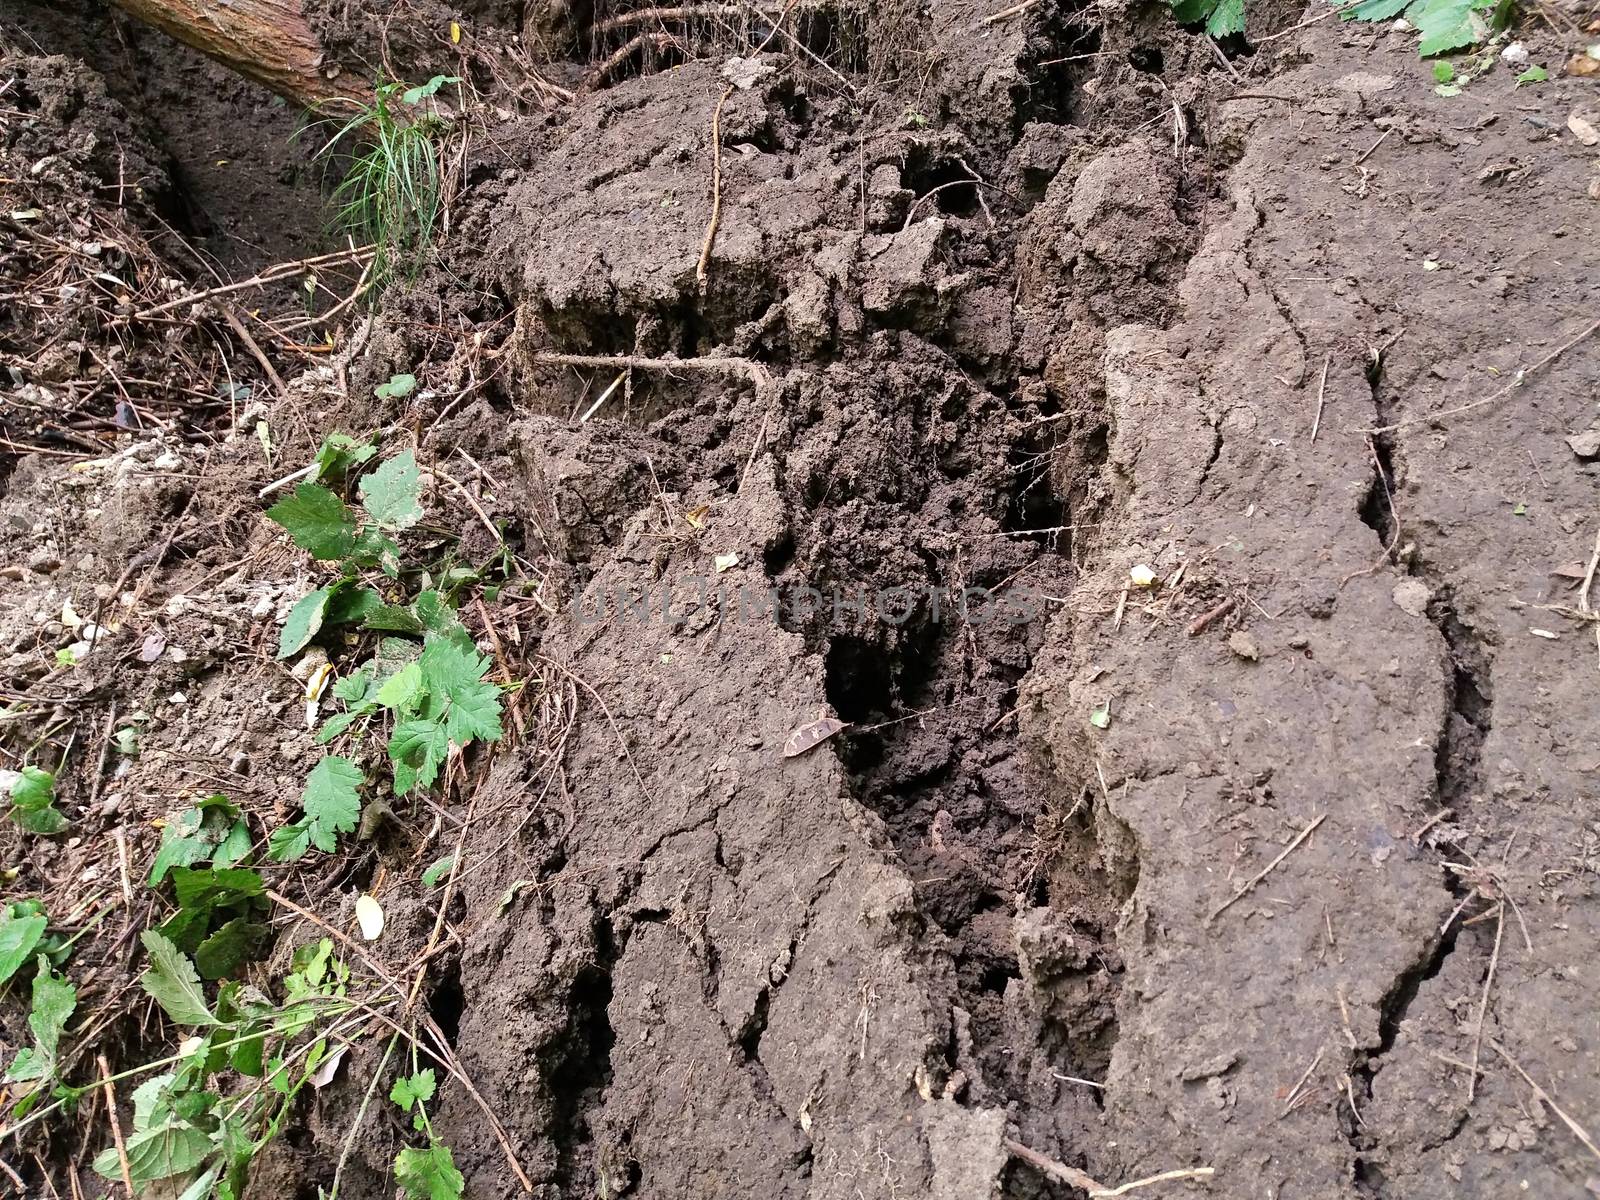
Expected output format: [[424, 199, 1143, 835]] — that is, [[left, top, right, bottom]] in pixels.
[[2, 0, 1598, 1196]]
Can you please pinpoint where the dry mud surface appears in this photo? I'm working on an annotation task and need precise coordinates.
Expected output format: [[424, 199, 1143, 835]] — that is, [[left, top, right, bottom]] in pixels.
[[2, 0, 1599, 1197]]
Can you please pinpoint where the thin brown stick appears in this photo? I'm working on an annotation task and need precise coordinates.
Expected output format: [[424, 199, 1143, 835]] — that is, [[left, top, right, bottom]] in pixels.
[[696, 85, 736, 288], [220, 303, 287, 394], [96, 1053, 134, 1198], [1185, 598, 1235, 636], [1280, 1046, 1325, 1117], [131, 245, 374, 319], [591, 3, 744, 33], [979, 0, 1040, 23], [1467, 902, 1504, 1104], [1207, 813, 1327, 924], [530, 350, 774, 403], [583, 31, 683, 88], [1005, 1138, 1105, 1192], [1488, 1038, 1600, 1162], [1352, 127, 1393, 166], [1310, 354, 1330, 443], [1364, 317, 1600, 435]]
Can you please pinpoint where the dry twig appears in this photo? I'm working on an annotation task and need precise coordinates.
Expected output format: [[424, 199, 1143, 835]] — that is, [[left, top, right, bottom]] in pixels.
[[1207, 813, 1327, 924]]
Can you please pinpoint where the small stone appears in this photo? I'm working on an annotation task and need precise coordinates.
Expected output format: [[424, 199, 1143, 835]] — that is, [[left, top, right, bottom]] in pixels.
[[1228, 631, 1260, 661], [1566, 428, 1600, 459], [1392, 579, 1431, 617]]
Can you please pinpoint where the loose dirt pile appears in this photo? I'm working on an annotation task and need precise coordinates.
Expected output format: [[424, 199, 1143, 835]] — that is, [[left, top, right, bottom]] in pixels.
[[3, 0, 1599, 1196]]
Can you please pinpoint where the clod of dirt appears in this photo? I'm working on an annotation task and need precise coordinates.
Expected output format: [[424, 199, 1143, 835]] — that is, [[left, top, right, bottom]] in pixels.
[[1565, 427, 1600, 459], [1392, 578, 1432, 617], [1227, 631, 1260, 660]]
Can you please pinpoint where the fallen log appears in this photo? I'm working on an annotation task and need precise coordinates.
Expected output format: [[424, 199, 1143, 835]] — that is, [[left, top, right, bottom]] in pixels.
[[105, 0, 361, 110]]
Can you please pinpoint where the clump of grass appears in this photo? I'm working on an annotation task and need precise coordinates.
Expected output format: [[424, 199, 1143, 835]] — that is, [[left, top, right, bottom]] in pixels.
[[314, 75, 460, 286]]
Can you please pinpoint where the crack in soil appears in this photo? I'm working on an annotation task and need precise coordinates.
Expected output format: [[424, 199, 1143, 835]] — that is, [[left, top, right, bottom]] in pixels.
[[1346, 337, 1495, 1196]]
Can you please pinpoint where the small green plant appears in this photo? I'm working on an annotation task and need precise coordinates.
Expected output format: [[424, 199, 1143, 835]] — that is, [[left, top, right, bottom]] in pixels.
[[4, 956, 76, 1115], [6, 766, 68, 835], [390, 1069, 465, 1200], [265, 437, 506, 860], [314, 75, 460, 284], [0, 902, 49, 984]]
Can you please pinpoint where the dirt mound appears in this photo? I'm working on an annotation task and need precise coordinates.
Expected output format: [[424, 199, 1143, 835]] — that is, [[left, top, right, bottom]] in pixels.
[[3, 0, 1600, 1197]]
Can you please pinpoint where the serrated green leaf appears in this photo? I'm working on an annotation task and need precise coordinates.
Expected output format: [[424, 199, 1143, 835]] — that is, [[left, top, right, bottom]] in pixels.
[[444, 678, 503, 747], [316, 711, 362, 744], [269, 757, 364, 861], [390, 1068, 437, 1111], [110, 1121, 213, 1184], [376, 661, 424, 711], [139, 931, 217, 1026], [1411, 0, 1482, 54], [421, 857, 454, 889], [332, 666, 375, 704], [6, 957, 76, 1083], [1514, 64, 1548, 84], [1204, 0, 1245, 35], [360, 450, 424, 532], [395, 1142, 464, 1200], [280, 586, 334, 659], [389, 719, 448, 795], [267, 823, 312, 862], [266, 483, 358, 560], [0, 909, 47, 983]]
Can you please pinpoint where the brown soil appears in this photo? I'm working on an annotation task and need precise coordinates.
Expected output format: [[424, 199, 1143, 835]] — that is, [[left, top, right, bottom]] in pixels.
[[3, 0, 1600, 1197]]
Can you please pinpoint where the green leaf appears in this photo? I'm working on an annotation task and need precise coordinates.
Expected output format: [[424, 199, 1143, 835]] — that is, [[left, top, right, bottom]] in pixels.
[[195, 917, 267, 980], [333, 666, 375, 704], [26, 961, 75, 1056], [138, 931, 217, 1026], [111, 1122, 213, 1184], [1515, 64, 1548, 84], [6, 957, 76, 1082], [395, 1143, 464, 1200], [390, 1069, 437, 1112], [421, 857, 454, 889], [13, 804, 68, 836], [1432, 61, 1455, 82], [1088, 702, 1112, 730], [1344, 0, 1412, 19], [268, 823, 313, 862], [401, 76, 461, 105], [9, 766, 66, 833], [266, 483, 359, 561], [269, 757, 364, 860], [1411, 0, 1483, 55], [1204, 0, 1245, 36], [149, 798, 247, 885], [11, 766, 54, 810], [360, 450, 424, 531], [280, 586, 335, 659], [0, 909, 47, 983], [364, 603, 426, 634], [445, 678, 503, 747], [314, 432, 378, 481], [389, 719, 448, 796], [375, 372, 418, 400], [376, 661, 424, 711], [326, 585, 384, 627]]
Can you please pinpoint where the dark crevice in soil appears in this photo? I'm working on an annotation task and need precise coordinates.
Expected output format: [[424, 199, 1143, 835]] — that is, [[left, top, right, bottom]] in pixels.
[[1346, 359, 1495, 1193], [547, 912, 619, 1193]]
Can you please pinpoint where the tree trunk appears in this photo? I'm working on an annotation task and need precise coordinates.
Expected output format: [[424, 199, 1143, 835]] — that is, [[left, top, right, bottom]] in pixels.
[[105, 0, 362, 111]]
